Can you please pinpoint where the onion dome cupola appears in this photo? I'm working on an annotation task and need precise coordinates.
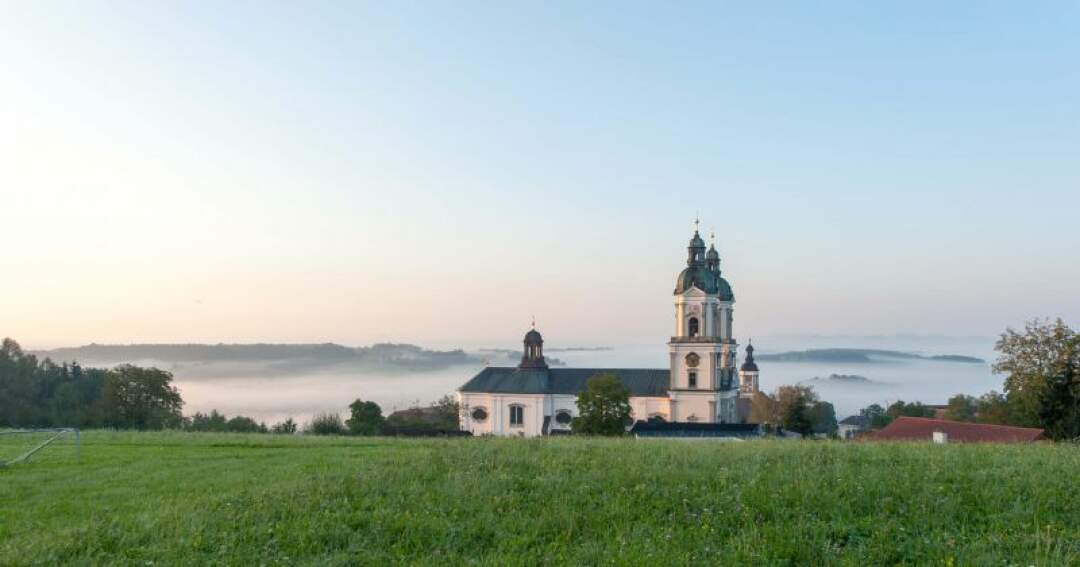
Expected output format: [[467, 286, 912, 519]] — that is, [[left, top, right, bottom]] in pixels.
[[706, 236, 720, 274], [707, 232, 736, 302], [687, 230, 707, 266], [674, 229, 719, 295], [740, 342, 759, 372], [519, 326, 548, 369]]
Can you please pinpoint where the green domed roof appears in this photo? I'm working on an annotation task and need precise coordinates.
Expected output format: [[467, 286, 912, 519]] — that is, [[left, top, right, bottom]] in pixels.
[[676, 229, 734, 299], [674, 268, 734, 300], [716, 276, 734, 301], [674, 266, 717, 295]]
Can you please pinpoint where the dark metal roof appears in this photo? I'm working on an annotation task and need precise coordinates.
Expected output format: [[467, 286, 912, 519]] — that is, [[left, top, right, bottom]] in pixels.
[[630, 421, 763, 438], [839, 415, 868, 427], [459, 367, 670, 396], [740, 343, 758, 372]]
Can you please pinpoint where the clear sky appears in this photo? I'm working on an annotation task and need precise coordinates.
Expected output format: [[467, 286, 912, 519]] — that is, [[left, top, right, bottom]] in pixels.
[[2, 2, 1078, 349]]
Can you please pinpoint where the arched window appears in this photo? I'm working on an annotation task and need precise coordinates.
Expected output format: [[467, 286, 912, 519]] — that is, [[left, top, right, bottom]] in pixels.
[[688, 370, 698, 389], [688, 317, 700, 337], [509, 405, 524, 427]]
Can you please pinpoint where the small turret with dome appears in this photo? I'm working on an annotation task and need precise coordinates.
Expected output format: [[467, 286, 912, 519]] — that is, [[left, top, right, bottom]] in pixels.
[[706, 235, 720, 273], [519, 323, 548, 369], [740, 342, 758, 372], [739, 340, 760, 395], [705, 233, 734, 301]]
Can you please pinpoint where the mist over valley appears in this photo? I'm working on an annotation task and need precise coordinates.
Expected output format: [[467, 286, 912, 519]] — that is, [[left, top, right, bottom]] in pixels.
[[31, 336, 1000, 423]]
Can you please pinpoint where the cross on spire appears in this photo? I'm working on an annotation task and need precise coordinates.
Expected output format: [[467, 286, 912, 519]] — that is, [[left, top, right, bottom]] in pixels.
[[693, 215, 700, 233]]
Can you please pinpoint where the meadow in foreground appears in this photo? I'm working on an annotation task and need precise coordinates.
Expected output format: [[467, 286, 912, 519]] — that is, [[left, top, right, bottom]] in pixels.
[[1, 431, 1078, 565]]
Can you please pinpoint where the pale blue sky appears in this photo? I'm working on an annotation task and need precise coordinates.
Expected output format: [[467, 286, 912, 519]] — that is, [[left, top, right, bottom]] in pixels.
[[2, 2, 1078, 347]]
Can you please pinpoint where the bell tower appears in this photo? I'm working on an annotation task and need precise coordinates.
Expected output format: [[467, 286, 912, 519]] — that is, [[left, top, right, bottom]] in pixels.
[[739, 341, 760, 395], [667, 224, 739, 423]]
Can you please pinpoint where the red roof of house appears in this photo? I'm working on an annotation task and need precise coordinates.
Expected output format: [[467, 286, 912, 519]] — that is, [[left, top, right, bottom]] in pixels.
[[869, 417, 1045, 443]]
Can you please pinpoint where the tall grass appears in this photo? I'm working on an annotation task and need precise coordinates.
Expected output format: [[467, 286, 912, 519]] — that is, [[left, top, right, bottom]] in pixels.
[[1, 432, 1077, 565]]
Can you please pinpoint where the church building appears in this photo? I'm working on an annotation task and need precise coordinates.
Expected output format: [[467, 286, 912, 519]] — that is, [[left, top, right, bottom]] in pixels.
[[457, 226, 762, 437]]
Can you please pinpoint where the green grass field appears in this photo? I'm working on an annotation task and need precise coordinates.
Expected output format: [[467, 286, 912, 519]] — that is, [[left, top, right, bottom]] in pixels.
[[1, 431, 1078, 565]]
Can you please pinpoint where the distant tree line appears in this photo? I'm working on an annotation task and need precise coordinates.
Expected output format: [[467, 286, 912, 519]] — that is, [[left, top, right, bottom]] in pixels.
[[854, 401, 937, 430], [1, 336, 463, 436], [184, 410, 298, 434], [189, 396, 463, 437], [34, 342, 509, 373], [1, 339, 183, 429]]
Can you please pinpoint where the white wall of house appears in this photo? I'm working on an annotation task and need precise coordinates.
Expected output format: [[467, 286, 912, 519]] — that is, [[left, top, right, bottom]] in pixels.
[[838, 424, 863, 440], [460, 392, 684, 436], [458, 393, 546, 437]]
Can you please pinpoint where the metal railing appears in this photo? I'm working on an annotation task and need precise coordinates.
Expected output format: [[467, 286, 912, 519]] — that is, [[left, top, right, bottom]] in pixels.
[[668, 336, 738, 344]]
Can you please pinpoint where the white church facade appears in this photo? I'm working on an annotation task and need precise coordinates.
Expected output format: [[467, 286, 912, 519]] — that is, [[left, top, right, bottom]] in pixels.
[[457, 227, 762, 437]]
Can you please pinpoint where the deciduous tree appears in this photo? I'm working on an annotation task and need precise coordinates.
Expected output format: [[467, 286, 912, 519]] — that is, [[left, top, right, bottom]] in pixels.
[[775, 385, 817, 437], [307, 413, 347, 435], [346, 399, 385, 435], [808, 400, 838, 436], [749, 391, 778, 425], [1038, 359, 1080, 441], [994, 318, 1079, 427], [859, 403, 891, 429], [101, 365, 184, 429], [271, 418, 298, 434], [573, 373, 632, 436], [944, 394, 978, 422], [975, 391, 1010, 425]]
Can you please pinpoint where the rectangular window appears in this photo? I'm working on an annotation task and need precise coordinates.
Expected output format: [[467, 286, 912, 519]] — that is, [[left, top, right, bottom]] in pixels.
[[688, 370, 697, 389], [510, 405, 524, 426]]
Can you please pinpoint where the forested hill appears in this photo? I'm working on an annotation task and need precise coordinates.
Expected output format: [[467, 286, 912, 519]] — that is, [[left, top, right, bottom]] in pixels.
[[756, 348, 984, 364], [33, 343, 468, 371], [40, 343, 362, 362], [32, 343, 565, 372]]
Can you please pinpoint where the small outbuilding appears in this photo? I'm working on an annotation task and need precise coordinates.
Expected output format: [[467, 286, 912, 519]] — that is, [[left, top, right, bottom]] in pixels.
[[837, 415, 869, 439], [868, 417, 1045, 443]]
